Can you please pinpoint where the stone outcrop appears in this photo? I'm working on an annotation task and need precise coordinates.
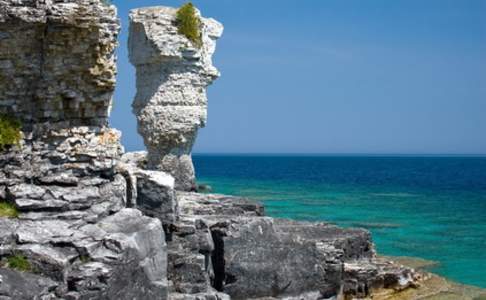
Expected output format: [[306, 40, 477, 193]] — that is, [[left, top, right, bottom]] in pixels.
[[129, 6, 223, 191], [0, 1, 169, 299], [170, 192, 419, 299], [0, 0, 119, 130]]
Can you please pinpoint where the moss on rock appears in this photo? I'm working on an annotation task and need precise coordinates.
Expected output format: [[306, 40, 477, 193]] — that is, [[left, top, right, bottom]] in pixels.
[[5, 254, 32, 272], [0, 201, 18, 218], [0, 114, 21, 151], [176, 2, 202, 48]]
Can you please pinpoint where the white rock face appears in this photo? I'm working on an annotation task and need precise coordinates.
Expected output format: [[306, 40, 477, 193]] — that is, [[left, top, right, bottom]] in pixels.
[[129, 6, 223, 191]]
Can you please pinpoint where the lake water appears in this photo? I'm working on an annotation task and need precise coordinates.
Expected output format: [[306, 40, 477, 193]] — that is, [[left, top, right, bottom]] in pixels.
[[193, 155, 486, 288]]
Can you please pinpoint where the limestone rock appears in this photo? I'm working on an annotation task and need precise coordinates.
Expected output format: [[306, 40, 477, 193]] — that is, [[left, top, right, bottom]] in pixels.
[[178, 192, 264, 217], [118, 153, 178, 226], [173, 192, 419, 299], [129, 6, 223, 191], [0, 0, 120, 130], [0, 2, 170, 299], [210, 217, 343, 299], [0, 268, 58, 299], [0, 208, 169, 299]]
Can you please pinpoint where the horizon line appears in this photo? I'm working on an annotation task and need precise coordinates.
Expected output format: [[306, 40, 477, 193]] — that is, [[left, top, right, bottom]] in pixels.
[[192, 152, 486, 157]]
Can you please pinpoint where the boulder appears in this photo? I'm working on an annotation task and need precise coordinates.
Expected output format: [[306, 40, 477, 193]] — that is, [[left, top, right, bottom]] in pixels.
[[118, 153, 178, 226], [210, 217, 343, 299]]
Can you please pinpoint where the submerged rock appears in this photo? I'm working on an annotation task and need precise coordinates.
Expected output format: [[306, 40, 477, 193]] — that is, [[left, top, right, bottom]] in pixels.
[[129, 6, 223, 191]]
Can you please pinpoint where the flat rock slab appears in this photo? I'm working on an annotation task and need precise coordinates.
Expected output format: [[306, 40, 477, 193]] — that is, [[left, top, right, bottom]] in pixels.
[[177, 192, 264, 217], [0, 268, 58, 299]]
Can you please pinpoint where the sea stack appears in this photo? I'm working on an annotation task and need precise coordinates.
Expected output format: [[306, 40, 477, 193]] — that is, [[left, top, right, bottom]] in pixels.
[[129, 6, 223, 191]]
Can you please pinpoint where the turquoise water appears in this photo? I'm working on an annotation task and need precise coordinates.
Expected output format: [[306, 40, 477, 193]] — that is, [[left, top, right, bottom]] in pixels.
[[193, 155, 486, 288]]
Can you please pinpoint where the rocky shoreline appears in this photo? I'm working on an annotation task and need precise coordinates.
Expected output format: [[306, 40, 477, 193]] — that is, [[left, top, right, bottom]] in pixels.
[[372, 257, 486, 300], [0, 1, 483, 299]]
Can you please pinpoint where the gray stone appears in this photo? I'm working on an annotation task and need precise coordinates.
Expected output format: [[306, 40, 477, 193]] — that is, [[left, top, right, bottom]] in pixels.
[[0, 219, 17, 245], [177, 192, 264, 217], [135, 169, 177, 224], [0, 0, 120, 129], [210, 217, 342, 299], [2, 208, 169, 299], [273, 219, 374, 261], [7, 184, 46, 200], [0, 268, 58, 300], [117, 156, 177, 225], [91, 208, 169, 299], [168, 218, 216, 295]]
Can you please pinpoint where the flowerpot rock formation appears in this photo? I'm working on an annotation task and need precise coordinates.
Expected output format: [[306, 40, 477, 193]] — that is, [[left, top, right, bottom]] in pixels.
[[129, 7, 223, 191]]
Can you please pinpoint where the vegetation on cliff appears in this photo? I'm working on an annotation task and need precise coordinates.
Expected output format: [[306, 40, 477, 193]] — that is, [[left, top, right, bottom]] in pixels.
[[0, 114, 21, 151], [176, 3, 202, 48], [3, 254, 32, 272], [0, 202, 19, 218]]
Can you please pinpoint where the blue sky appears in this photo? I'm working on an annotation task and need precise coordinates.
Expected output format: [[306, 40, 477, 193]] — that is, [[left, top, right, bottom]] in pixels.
[[111, 0, 486, 155]]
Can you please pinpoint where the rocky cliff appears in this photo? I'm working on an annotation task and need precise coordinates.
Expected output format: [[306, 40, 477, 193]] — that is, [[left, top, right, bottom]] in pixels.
[[0, 1, 168, 299], [0, 0, 119, 129], [0, 2, 439, 300], [129, 6, 223, 191]]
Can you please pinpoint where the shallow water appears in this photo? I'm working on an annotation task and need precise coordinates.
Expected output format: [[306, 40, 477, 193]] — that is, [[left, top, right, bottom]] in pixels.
[[193, 155, 486, 288]]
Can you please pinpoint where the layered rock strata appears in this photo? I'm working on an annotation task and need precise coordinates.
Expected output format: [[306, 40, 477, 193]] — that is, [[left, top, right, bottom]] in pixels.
[[0, 0, 119, 129], [0, 1, 168, 299], [129, 7, 223, 191]]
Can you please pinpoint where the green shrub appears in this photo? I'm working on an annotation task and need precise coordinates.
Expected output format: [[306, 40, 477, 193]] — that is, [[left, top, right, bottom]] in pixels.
[[176, 2, 202, 48], [0, 201, 18, 218], [6, 254, 31, 272], [0, 114, 21, 151]]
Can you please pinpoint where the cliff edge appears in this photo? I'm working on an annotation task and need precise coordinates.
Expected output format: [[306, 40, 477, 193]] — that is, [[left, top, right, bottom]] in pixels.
[[0, 1, 167, 299]]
